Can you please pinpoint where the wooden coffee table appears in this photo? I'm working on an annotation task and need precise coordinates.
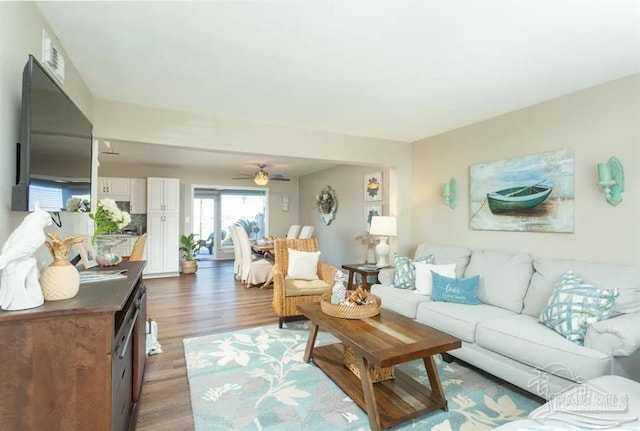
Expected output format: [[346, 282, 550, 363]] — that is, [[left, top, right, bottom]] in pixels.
[[297, 303, 461, 431]]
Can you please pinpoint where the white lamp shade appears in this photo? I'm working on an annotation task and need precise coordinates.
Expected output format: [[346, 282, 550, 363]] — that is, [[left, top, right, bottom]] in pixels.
[[369, 216, 397, 236]]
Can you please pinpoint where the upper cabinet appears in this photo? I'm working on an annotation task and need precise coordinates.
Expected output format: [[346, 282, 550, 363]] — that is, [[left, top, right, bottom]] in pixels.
[[130, 178, 147, 214], [98, 177, 130, 201], [147, 177, 179, 213], [97, 177, 148, 214]]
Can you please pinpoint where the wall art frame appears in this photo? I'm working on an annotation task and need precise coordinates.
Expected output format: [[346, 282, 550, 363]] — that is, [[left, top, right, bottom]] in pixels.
[[469, 148, 574, 233], [364, 171, 382, 202], [364, 203, 382, 227]]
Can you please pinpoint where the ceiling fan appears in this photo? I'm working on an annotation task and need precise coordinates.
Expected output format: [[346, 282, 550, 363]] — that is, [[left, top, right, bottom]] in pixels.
[[100, 140, 119, 155], [232, 164, 291, 186]]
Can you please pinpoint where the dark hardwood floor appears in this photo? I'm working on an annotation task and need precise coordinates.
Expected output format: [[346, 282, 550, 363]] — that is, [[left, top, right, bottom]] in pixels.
[[136, 260, 277, 431]]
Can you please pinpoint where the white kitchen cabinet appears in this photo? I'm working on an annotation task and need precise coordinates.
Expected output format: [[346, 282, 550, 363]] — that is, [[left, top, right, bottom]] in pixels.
[[98, 177, 130, 201], [147, 177, 179, 213], [145, 177, 180, 277], [145, 213, 179, 276], [129, 178, 147, 214]]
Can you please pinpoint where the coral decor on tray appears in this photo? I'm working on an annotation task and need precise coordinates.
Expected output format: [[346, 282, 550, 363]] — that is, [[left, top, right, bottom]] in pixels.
[[321, 287, 381, 319]]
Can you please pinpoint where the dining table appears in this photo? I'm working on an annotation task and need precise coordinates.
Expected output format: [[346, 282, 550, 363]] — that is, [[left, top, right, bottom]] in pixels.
[[251, 242, 275, 256]]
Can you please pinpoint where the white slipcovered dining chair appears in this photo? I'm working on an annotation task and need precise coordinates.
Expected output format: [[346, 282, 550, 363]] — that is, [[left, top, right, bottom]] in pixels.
[[235, 226, 273, 287], [286, 225, 302, 239], [298, 226, 314, 239], [228, 226, 243, 280]]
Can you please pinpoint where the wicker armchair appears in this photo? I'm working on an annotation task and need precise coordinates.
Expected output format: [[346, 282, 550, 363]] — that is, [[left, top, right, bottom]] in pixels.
[[272, 238, 338, 328]]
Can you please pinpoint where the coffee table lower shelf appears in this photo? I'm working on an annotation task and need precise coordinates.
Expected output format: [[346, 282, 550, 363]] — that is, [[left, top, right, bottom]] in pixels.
[[312, 343, 447, 429]]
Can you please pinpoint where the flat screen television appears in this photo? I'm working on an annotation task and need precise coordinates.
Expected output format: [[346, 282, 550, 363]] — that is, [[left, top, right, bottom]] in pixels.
[[11, 55, 93, 212]]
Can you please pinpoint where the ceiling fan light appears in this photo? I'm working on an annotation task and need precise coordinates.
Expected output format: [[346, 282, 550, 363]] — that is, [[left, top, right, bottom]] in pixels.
[[254, 171, 269, 186]]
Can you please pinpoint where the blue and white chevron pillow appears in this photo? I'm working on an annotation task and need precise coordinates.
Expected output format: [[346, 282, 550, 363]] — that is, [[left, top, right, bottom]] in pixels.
[[392, 253, 434, 289], [538, 271, 619, 345]]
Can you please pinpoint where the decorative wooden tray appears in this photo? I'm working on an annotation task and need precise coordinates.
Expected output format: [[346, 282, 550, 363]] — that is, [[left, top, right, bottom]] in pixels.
[[320, 292, 381, 319]]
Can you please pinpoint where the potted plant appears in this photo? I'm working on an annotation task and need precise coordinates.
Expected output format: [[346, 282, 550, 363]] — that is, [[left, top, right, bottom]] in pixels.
[[180, 234, 199, 274]]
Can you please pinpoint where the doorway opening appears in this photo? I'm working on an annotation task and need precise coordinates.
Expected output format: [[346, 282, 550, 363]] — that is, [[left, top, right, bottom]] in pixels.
[[192, 186, 268, 260]]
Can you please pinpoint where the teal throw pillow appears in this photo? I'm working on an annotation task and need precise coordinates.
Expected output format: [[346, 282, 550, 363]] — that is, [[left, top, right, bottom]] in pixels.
[[392, 253, 434, 289], [432, 272, 482, 305], [538, 271, 619, 346]]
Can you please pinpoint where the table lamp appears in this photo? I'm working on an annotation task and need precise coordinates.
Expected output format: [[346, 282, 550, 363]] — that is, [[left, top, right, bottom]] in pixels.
[[369, 216, 397, 268]]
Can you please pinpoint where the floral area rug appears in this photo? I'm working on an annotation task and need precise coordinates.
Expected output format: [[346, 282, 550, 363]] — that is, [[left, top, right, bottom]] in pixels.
[[184, 323, 541, 430]]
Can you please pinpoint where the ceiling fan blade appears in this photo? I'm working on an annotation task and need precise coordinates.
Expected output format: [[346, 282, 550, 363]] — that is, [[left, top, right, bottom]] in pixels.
[[231, 177, 252, 180], [270, 177, 290, 181]]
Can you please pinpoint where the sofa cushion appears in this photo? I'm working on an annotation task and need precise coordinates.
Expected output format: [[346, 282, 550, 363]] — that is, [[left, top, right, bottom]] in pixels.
[[476, 314, 611, 381], [415, 301, 515, 343], [414, 243, 472, 279], [464, 249, 533, 313], [414, 262, 456, 296], [523, 258, 640, 317], [392, 253, 433, 289], [432, 273, 482, 305], [538, 271, 619, 345], [371, 283, 431, 319]]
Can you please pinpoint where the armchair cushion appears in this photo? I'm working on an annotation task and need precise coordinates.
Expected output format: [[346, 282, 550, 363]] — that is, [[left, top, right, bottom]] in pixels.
[[284, 279, 331, 297], [286, 249, 320, 280]]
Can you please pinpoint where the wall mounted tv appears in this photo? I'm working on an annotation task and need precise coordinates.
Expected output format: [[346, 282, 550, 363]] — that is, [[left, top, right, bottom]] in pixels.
[[11, 55, 93, 212]]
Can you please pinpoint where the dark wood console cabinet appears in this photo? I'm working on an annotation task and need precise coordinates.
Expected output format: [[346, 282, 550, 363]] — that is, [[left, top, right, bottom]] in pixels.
[[0, 261, 147, 431]]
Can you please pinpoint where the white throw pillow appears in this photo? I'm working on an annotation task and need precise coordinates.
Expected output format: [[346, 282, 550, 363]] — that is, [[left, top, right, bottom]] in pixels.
[[286, 249, 321, 280], [414, 263, 457, 295]]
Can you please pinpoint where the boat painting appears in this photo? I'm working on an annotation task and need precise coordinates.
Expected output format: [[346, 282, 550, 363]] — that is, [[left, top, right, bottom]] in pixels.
[[470, 148, 574, 233], [487, 184, 552, 214]]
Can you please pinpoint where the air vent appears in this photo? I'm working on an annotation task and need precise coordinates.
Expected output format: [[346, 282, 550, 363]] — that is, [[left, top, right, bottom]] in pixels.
[[42, 30, 65, 85]]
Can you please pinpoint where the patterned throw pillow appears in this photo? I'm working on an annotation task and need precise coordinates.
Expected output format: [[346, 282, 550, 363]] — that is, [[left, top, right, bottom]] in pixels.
[[392, 253, 434, 289], [538, 271, 619, 346], [432, 272, 482, 304]]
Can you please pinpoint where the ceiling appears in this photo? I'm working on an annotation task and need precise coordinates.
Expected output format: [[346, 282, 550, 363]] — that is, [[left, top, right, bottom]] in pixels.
[[37, 1, 639, 170], [96, 139, 336, 177]]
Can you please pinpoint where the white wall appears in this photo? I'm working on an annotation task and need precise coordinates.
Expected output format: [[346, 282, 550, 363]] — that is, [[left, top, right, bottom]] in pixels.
[[0, 2, 94, 262], [412, 74, 640, 267], [98, 163, 300, 241], [299, 165, 393, 268], [91, 99, 415, 252]]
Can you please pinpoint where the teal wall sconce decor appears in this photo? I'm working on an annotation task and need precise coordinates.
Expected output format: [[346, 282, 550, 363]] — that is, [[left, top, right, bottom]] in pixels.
[[597, 156, 624, 206], [443, 177, 457, 209]]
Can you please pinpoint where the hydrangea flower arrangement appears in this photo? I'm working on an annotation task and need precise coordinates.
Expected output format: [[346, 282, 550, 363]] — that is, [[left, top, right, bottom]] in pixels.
[[90, 198, 131, 238], [65, 197, 91, 212]]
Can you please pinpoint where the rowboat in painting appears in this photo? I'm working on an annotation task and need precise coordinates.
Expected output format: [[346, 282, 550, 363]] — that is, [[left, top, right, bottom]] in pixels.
[[487, 184, 553, 214]]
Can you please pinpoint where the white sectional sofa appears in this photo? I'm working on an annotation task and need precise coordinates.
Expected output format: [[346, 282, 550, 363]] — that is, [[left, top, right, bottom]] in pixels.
[[371, 243, 640, 400]]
